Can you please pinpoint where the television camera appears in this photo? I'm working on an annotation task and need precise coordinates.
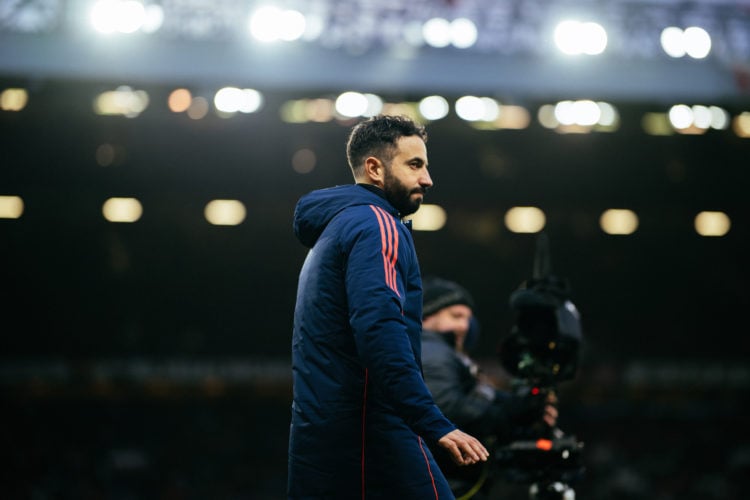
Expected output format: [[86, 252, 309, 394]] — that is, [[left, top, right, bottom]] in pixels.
[[495, 232, 586, 499]]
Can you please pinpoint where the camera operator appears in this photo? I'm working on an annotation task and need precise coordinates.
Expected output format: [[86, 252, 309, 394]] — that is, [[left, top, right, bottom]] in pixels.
[[421, 276, 558, 499]]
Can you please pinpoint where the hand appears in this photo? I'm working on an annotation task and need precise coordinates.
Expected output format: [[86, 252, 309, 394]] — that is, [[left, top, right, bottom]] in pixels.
[[542, 391, 558, 428], [542, 403, 558, 428], [437, 429, 489, 466]]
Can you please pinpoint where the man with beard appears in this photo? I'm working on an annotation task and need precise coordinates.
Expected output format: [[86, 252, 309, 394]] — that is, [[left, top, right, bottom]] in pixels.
[[288, 115, 488, 499]]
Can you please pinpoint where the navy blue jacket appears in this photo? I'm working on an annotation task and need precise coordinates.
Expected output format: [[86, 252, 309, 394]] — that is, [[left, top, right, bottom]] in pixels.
[[288, 184, 456, 499]]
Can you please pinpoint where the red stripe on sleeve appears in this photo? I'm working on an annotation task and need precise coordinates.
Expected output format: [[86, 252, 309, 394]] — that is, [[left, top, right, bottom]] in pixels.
[[377, 206, 396, 290], [369, 205, 400, 296], [369, 206, 392, 291]]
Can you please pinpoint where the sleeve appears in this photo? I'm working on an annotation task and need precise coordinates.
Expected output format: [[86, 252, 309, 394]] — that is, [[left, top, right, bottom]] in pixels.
[[421, 340, 504, 438], [422, 343, 546, 441], [344, 206, 455, 443]]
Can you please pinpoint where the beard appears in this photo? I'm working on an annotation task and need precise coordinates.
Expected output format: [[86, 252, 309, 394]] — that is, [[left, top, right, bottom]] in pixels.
[[383, 167, 425, 216]]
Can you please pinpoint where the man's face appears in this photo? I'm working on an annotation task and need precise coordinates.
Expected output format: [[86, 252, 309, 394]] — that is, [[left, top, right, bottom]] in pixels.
[[423, 304, 473, 352], [382, 135, 433, 216]]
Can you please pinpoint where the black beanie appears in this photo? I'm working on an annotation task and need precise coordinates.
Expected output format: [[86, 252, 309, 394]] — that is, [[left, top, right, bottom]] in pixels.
[[422, 276, 475, 318]]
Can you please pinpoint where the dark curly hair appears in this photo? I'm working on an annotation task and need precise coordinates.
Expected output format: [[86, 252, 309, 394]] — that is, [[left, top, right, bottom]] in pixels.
[[346, 114, 428, 178]]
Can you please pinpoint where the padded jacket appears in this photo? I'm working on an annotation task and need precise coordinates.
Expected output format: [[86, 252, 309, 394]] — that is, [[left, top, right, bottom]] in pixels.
[[287, 184, 456, 499]]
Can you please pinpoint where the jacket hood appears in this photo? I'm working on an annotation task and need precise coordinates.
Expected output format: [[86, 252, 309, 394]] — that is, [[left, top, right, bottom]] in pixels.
[[293, 184, 397, 248]]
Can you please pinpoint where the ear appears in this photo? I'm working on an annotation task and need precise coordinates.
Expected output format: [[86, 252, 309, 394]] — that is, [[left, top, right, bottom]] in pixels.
[[363, 156, 385, 187]]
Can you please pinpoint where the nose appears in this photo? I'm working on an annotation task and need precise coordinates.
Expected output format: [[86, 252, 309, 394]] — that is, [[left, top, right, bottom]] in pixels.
[[420, 169, 433, 189], [459, 318, 471, 335]]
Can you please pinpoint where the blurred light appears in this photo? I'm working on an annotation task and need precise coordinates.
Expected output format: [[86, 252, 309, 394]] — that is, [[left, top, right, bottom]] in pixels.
[[709, 106, 729, 129], [141, 4, 164, 33], [600, 209, 638, 235], [335, 91, 368, 117], [495, 105, 531, 129], [204, 199, 246, 226], [102, 197, 142, 223], [581, 22, 608, 54], [456, 95, 499, 122], [249, 6, 284, 42], [554, 99, 600, 126], [422, 18, 451, 48], [554, 20, 607, 55], [537, 104, 558, 129], [642, 112, 673, 135], [95, 143, 118, 166], [418, 95, 450, 121], [455, 95, 483, 121], [554, 100, 576, 125], [96, 143, 115, 166], [661, 27, 686, 58], [660, 26, 712, 59], [90, 1, 119, 34], [694, 211, 730, 236], [539, 100, 618, 133], [214, 87, 263, 114], [573, 100, 600, 126], [278, 10, 306, 41], [406, 204, 446, 231], [668, 104, 693, 129], [536, 439, 553, 451], [1, 88, 28, 111], [468, 103, 532, 131], [279, 100, 307, 123], [596, 102, 619, 127], [733, 112, 750, 138], [480, 97, 500, 121], [280, 99, 331, 124], [450, 18, 477, 49], [187, 96, 209, 120], [301, 13, 325, 42], [684, 26, 711, 59], [168, 88, 192, 113], [691, 105, 711, 129], [93, 86, 149, 117], [363, 93, 384, 117], [504, 206, 546, 234], [0, 195, 24, 219], [292, 148, 316, 174], [249, 6, 305, 42], [91, 0, 147, 34], [666, 104, 713, 134], [117, 1, 145, 33], [306, 98, 335, 122]]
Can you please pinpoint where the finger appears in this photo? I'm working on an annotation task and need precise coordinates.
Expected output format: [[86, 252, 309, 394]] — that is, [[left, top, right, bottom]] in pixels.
[[464, 440, 489, 462], [446, 443, 466, 465], [462, 447, 482, 464], [544, 406, 558, 426]]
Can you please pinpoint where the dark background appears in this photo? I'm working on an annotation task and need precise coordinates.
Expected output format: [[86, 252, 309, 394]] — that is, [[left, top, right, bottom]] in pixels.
[[2, 1, 750, 497], [1, 78, 749, 500]]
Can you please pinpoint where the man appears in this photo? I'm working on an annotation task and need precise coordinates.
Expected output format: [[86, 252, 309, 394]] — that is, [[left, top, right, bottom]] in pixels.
[[420, 276, 558, 498], [288, 115, 488, 499]]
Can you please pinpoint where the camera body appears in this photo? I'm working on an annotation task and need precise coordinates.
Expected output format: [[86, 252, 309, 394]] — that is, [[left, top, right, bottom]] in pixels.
[[500, 274, 582, 386]]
